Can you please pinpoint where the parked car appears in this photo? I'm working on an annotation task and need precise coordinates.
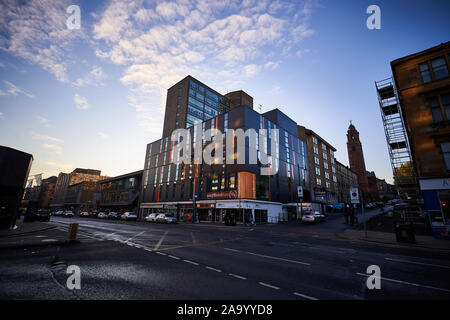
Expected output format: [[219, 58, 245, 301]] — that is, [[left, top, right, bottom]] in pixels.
[[145, 213, 158, 222], [121, 212, 138, 221], [89, 211, 98, 218], [24, 209, 52, 222], [301, 211, 326, 224], [53, 210, 64, 217], [79, 211, 90, 217], [156, 213, 177, 224], [97, 212, 108, 219], [108, 212, 121, 220], [64, 210, 74, 217]]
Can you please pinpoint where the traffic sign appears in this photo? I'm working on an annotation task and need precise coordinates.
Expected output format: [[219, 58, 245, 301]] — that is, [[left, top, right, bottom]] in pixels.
[[297, 186, 303, 198], [350, 187, 359, 203]]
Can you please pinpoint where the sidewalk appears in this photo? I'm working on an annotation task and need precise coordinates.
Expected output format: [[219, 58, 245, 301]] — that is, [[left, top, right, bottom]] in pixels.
[[0, 219, 56, 238], [338, 229, 450, 252]]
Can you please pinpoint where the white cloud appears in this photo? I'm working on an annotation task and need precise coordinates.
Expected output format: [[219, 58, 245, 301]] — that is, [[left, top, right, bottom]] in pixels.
[[72, 65, 107, 87], [264, 61, 280, 70], [0, 0, 84, 82], [43, 143, 62, 154], [0, 80, 35, 98], [269, 85, 282, 94], [74, 93, 89, 110], [98, 132, 109, 139], [30, 131, 63, 143], [91, 0, 317, 131]]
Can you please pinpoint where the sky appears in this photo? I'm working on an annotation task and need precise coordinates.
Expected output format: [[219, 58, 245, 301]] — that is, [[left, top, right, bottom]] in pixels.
[[0, 0, 449, 183]]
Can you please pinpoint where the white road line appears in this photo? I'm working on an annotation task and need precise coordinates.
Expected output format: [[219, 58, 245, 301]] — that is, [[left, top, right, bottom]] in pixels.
[[205, 266, 222, 273], [224, 247, 240, 252], [156, 252, 166, 256], [154, 230, 169, 250], [125, 231, 145, 242], [293, 292, 319, 300], [144, 248, 153, 252], [183, 259, 199, 266], [385, 257, 450, 269], [224, 247, 310, 266], [168, 255, 180, 260], [259, 282, 280, 290], [229, 273, 247, 280], [356, 273, 450, 293]]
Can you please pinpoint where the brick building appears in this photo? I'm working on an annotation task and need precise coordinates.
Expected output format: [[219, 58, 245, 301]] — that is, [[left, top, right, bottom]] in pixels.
[[346, 122, 369, 194]]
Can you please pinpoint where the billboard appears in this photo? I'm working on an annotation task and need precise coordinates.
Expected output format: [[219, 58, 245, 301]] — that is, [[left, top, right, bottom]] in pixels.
[[237, 172, 256, 200]]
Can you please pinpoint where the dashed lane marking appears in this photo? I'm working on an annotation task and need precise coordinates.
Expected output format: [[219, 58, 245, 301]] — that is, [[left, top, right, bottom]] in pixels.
[[229, 273, 247, 280], [224, 247, 310, 266], [259, 282, 280, 290], [183, 259, 199, 266], [356, 273, 450, 293], [168, 255, 180, 260], [385, 257, 450, 269], [293, 292, 319, 300], [205, 266, 222, 273]]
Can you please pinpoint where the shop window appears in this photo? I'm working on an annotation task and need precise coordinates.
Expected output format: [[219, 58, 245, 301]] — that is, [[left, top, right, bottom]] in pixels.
[[229, 174, 236, 189]]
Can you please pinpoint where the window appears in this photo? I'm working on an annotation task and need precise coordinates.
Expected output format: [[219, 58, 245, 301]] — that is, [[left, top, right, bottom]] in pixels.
[[314, 156, 320, 165], [441, 142, 450, 170], [442, 94, 450, 120], [431, 57, 449, 80], [325, 171, 330, 180], [324, 162, 329, 169], [229, 174, 236, 189], [322, 143, 326, 150], [313, 146, 318, 154], [312, 137, 318, 144], [333, 175, 337, 182], [315, 167, 320, 175], [316, 178, 322, 186], [326, 182, 330, 189], [420, 62, 432, 83], [429, 97, 443, 123]]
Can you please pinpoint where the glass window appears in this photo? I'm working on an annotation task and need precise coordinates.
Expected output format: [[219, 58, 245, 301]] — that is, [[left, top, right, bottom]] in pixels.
[[324, 162, 328, 169], [429, 97, 443, 123], [188, 96, 204, 110], [315, 167, 320, 175], [322, 143, 326, 150], [442, 94, 450, 120], [441, 142, 450, 170], [420, 62, 432, 83], [314, 156, 320, 165], [313, 146, 318, 154], [323, 152, 327, 160], [312, 137, 318, 144], [431, 57, 449, 80], [316, 178, 322, 186]]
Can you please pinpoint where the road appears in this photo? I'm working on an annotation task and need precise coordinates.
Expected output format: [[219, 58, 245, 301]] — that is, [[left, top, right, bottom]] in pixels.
[[1, 211, 449, 300]]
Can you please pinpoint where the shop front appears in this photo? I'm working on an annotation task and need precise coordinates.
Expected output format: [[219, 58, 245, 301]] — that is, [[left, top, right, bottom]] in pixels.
[[420, 178, 450, 240]]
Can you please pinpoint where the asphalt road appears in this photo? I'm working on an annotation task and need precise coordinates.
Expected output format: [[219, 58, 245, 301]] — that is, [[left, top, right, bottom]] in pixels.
[[1, 212, 449, 300]]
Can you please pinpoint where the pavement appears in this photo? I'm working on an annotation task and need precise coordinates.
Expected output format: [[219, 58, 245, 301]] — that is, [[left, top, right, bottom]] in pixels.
[[0, 218, 56, 238], [1, 214, 450, 299]]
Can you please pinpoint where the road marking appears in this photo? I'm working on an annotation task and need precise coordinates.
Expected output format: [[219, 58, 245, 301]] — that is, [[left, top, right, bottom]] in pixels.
[[224, 247, 240, 252], [293, 292, 319, 300], [191, 232, 197, 245], [154, 230, 169, 250], [159, 237, 240, 251], [156, 252, 166, 256], [385, 257, 450, 269], [41, 239, 58, 242], [205, 266, 222, 273], [224, 247, 310, 266], [144, 248, 153, 252], [356, 273, 450, 293], [125, 231, 145, 242], [229, 273, 247, 280], [168, 255, 180, 260], [259, 282, 280, 290], [183, 259, 199, 266]]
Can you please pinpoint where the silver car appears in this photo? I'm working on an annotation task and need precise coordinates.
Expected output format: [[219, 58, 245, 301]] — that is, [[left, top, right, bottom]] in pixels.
[[301, 211, 326, 224], [64, 210, 74, 217], [121, 212, 137, 221], [145, 213, 158, 222], [156, 213, 177, 224]]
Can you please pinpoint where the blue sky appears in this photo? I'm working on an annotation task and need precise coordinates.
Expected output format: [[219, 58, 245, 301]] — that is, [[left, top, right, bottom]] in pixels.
[[0, 0, 449, 182]]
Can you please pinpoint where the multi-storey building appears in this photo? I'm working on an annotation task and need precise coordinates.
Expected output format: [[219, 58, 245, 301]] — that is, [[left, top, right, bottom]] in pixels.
[[298, 126, 337, 203], [51, 168, 107, 208], [141, 78, 310, 224], [65, 180, 98, 212], [98, 170, 142, 213], [162, 75, 252, 138], [381, 42, 450, 237], [346, 122, 369, 194], [335, 160, 358, 203]]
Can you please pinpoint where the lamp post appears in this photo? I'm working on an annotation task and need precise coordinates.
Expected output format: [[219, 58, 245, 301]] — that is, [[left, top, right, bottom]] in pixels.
[[193, 193, 198, 223]]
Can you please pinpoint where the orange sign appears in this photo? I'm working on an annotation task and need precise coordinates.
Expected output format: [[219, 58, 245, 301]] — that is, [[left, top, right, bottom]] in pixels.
[[238, 172, 256, 199]]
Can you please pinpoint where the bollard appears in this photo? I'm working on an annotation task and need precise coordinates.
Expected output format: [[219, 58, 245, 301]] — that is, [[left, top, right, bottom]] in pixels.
[[68, 223, 78, 240]]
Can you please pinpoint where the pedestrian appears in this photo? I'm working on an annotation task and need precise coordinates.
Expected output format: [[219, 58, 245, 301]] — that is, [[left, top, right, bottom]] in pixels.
[[344, 203, 349, 224], [349, 204, 355, 227]]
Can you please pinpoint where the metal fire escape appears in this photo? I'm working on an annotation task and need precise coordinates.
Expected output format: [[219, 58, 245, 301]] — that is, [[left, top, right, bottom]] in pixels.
[[375, 77, 420, 200]]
